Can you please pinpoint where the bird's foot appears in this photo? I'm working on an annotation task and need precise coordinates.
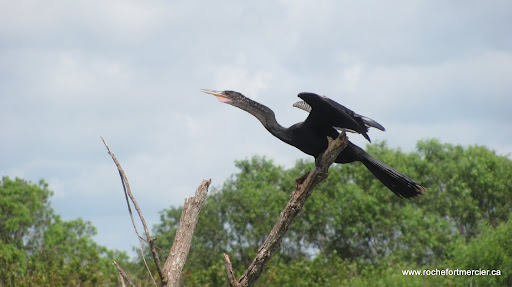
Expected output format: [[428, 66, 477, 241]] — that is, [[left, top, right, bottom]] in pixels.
[[314, 154, 324, 167]]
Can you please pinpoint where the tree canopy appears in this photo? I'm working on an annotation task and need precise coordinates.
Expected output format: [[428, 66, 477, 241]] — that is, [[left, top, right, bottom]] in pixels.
[[147, 139, 511, 286], [2, 138, 510, 286], [0, 177, 132, 286]]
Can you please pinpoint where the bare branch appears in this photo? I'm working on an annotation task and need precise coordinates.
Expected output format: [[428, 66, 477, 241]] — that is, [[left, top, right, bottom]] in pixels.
[[113, 261, 137, 287], [223, 253, 238, 287], [224, 132, 348, 287], [101, 136, 161, 285], [162, 179, 211, 287]]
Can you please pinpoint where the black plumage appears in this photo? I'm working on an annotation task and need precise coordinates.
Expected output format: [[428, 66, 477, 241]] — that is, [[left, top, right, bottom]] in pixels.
[[202, 89, 425, 199]]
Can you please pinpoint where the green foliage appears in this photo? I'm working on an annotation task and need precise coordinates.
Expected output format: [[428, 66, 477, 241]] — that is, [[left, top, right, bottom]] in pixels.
[[0, 176, 130, 286], [416, 139, 512, 238], [5, 137, 509, 286], [148, 139, 511, 286], [448, 212, 512, 286], [0, 177, 53, 250], [259, 252, 358, 287]]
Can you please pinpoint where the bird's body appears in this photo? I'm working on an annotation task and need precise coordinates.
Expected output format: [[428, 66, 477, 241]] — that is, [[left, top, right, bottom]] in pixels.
[[286, 121, 338, 158], [202, 89, 426, 199]]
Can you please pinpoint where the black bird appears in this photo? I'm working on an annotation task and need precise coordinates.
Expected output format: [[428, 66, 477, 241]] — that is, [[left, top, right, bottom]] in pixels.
[[202, 89, 426, 199]]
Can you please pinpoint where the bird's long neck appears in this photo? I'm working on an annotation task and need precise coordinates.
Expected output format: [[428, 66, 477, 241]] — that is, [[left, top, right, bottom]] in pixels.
[[234, 98, 292, 144]]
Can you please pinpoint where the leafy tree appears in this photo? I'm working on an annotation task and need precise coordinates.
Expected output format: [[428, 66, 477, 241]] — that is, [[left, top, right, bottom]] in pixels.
[[0, 177, 54, 285], [416, 139, 512, 239], [283, 144, 458, 267], [448, 212, 512, 286], [143, 139, 512, 285], [0, 176, 130, 286], [150, 157, 295, 284]]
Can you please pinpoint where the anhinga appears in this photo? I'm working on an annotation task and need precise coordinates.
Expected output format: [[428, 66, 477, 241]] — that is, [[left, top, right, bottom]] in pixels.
[[202, 89, 426, 199]]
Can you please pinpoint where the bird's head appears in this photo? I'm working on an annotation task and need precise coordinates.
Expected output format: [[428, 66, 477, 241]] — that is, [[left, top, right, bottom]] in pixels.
[[201, 89, 275, 124], [201, 89, 250, 107]]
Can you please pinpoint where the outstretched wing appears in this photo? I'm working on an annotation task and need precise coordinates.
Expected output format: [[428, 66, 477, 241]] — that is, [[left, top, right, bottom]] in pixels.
[[293, 100, 385, 132], [297, 93, 385, 142]]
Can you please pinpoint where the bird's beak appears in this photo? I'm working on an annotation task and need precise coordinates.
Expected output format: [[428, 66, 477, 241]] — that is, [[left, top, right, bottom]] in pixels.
[[201, 89, 227, 98], [201, 89, 231, 103]]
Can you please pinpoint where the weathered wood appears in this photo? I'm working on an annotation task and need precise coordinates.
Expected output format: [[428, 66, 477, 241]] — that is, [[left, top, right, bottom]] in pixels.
[[224, 132, 348, 287], [162, 179, 211, 287], [101, 136, 160, 286], [113, 260, 136, 287]]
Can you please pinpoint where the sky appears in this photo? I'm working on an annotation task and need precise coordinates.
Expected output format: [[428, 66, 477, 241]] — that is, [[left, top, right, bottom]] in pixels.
[[1, 0, 511, 256]]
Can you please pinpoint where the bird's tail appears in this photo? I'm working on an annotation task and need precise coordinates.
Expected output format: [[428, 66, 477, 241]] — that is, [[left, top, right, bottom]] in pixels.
[[346, 144, 426, 199]]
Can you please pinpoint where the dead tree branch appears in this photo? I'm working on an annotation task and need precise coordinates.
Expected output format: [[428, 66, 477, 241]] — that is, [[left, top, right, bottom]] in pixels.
[[101, 136, 161, 286], [223, 132, 348, 287], [113, 260, 137, 287], [162, 179, 211, 286], [102, 136, 211, 286]]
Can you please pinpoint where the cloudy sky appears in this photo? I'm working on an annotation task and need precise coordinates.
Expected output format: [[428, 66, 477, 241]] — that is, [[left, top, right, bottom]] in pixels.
[[1, 0, 511, 255]]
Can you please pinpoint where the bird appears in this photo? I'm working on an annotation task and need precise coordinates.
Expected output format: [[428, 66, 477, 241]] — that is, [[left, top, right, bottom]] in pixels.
[[202, 89, 426, 199]]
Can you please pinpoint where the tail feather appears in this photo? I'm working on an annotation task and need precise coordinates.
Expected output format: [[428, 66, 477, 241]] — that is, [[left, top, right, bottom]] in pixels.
[[336, 142, 426, 199], [360, 116, 385, 131], [360, 153, 426, 199]]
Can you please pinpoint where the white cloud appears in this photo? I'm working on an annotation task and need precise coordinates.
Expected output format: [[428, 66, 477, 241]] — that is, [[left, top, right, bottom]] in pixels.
[[339, 64, 363, 94], [0, 0, 165, 45], [211, 64, 272, 98], [353, 50, 512, 124], [1, 0, 511, 255]]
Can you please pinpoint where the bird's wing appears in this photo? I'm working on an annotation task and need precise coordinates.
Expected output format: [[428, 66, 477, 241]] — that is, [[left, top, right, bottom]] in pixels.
[[293, 99, 385, 132], [292, 101, 355, 133], [292, 100, 312, 112], [297, 93, 384, 142]]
